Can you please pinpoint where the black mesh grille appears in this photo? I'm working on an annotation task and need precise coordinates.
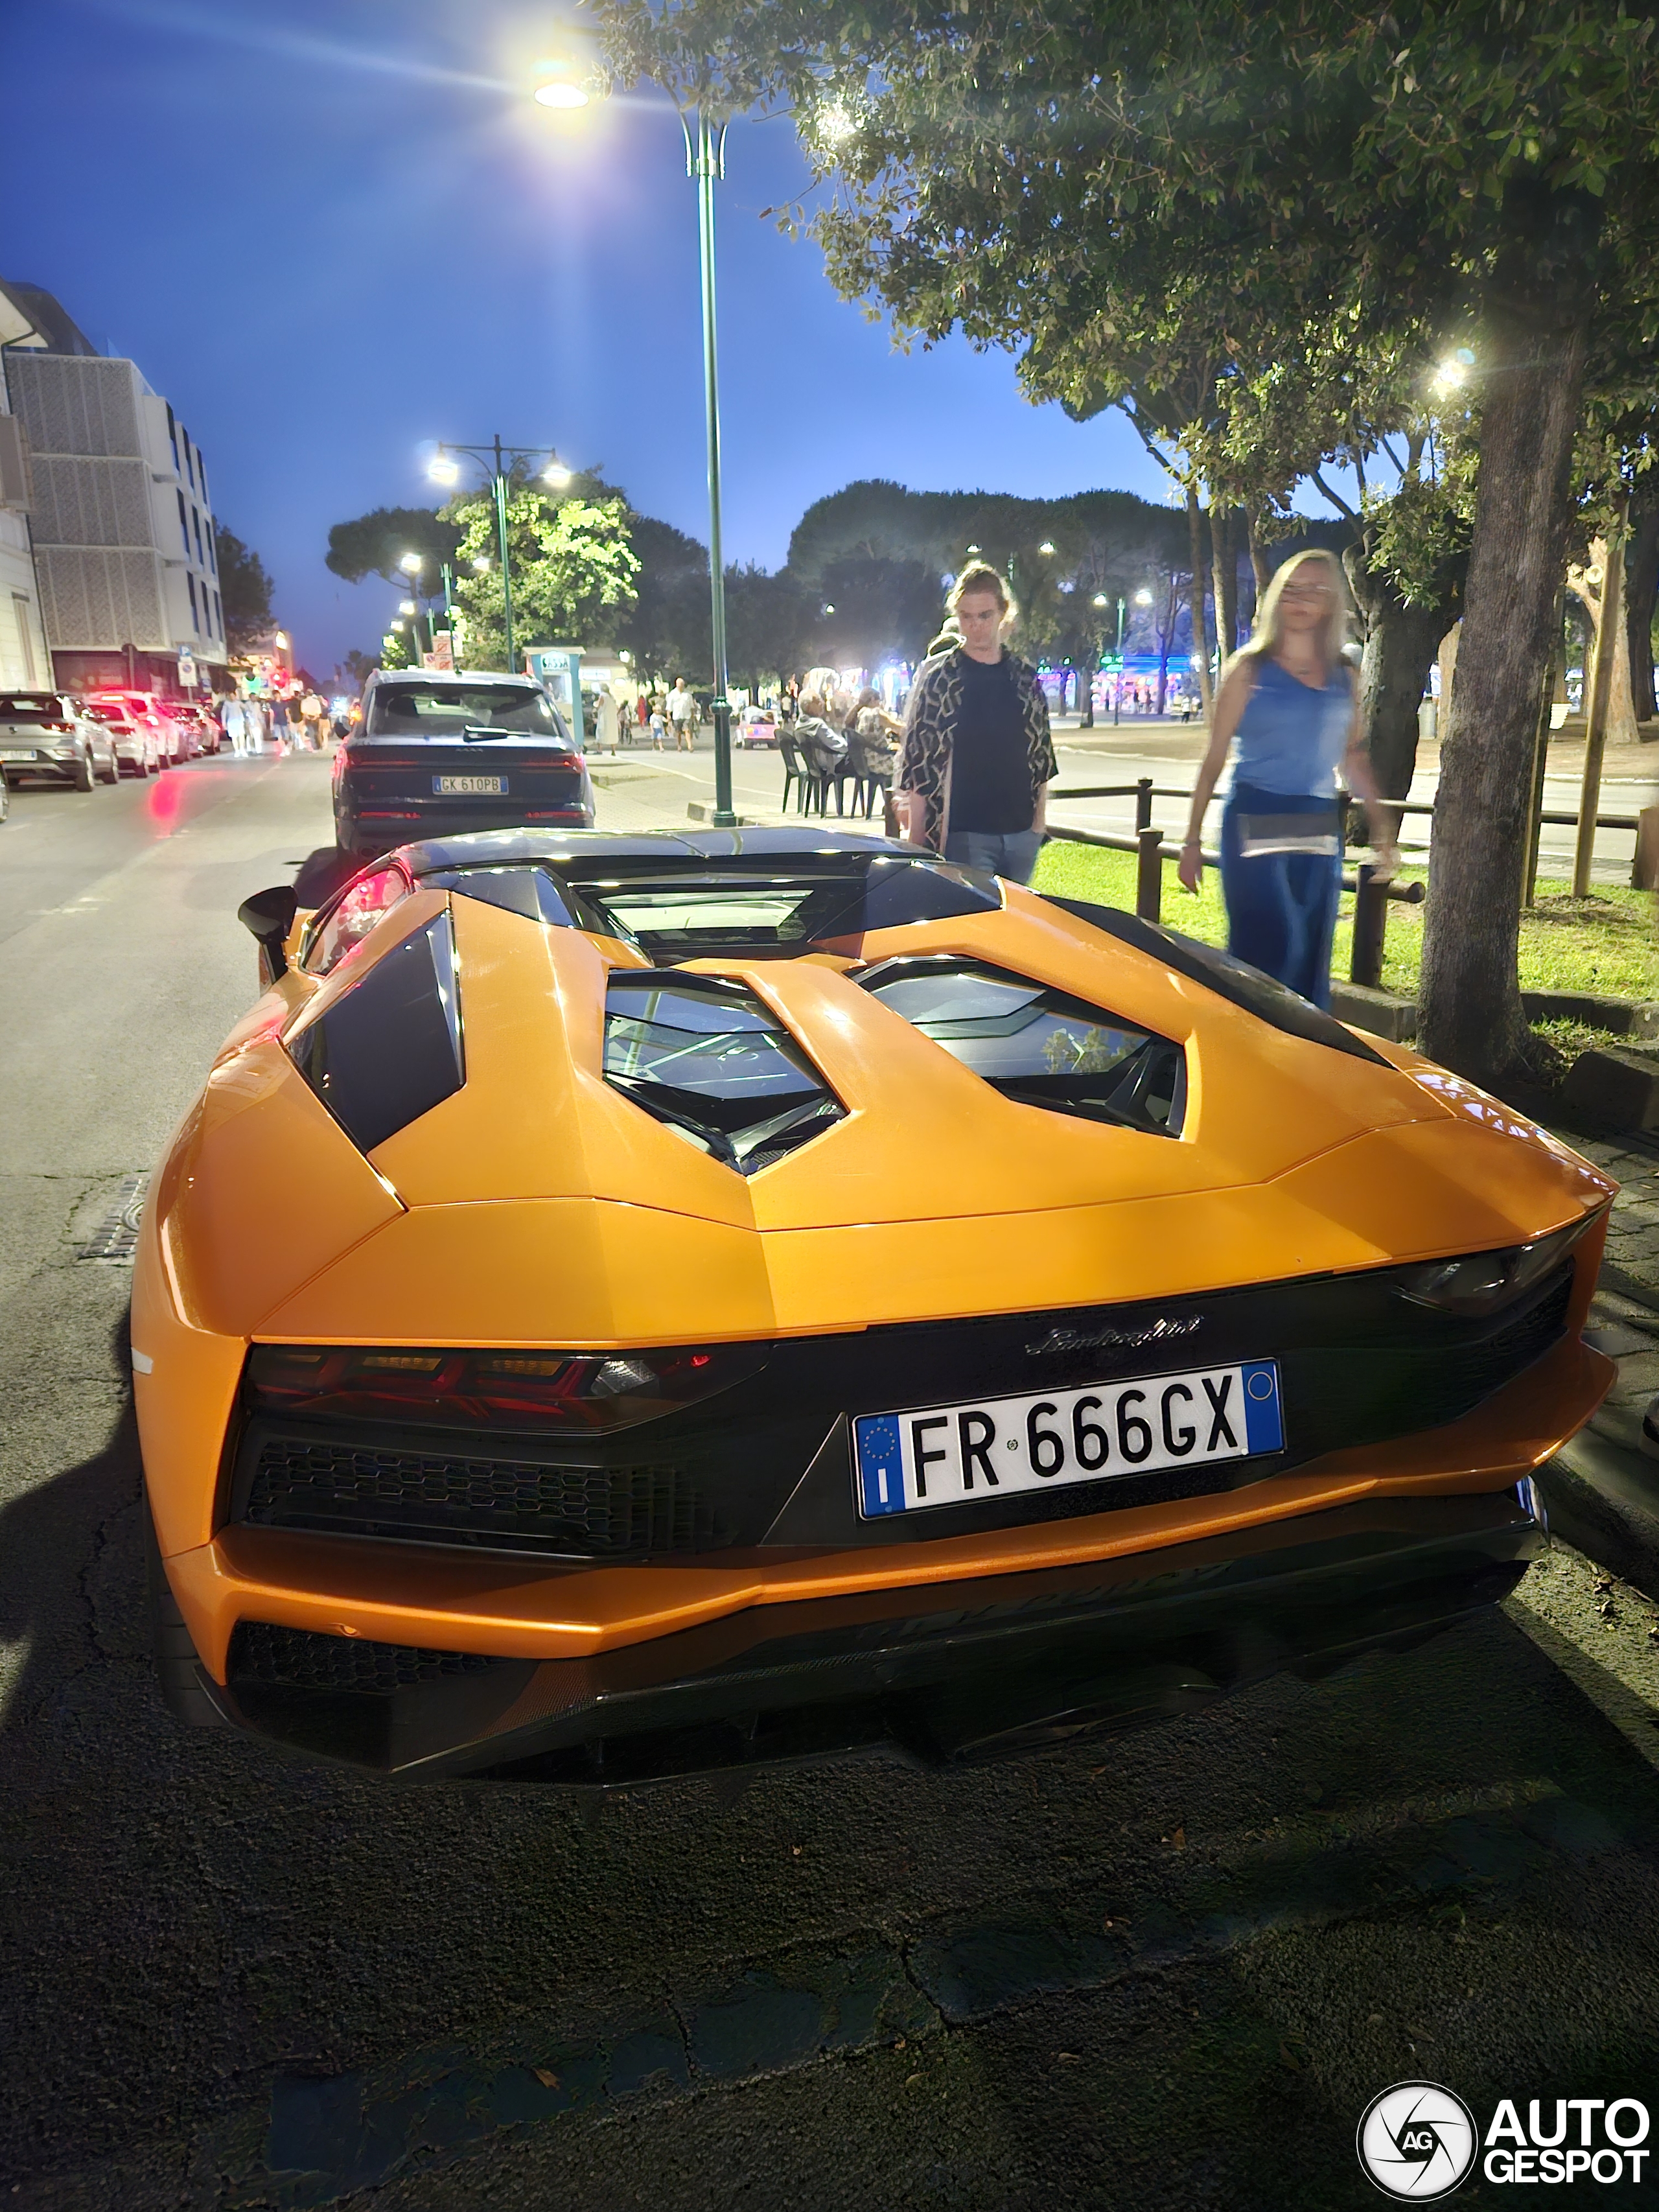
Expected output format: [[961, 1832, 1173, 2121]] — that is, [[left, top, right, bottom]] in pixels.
[[243, 1436, 719, 1557], [1284, 1271, 1572, 1447], [227, 1620, 507, 1694]]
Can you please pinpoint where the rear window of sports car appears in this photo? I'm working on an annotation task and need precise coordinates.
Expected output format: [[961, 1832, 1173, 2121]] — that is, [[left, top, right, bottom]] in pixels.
[[568, 856, 1001, 958]]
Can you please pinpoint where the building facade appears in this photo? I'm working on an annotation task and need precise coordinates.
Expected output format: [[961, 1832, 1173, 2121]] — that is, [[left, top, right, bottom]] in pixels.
[[0, 287, 53, 689], [0, 281, 227, 695]]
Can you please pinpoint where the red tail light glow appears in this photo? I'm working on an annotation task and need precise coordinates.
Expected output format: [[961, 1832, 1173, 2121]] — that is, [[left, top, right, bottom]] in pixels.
[[246, 1340, 771, 1432]]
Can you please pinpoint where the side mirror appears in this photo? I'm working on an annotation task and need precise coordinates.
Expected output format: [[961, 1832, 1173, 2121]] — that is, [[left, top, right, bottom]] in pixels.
[[238, 885, 299, 981]]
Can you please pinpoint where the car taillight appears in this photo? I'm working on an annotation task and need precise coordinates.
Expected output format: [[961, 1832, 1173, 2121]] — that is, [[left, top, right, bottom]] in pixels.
[[245, 1341, 771, 1432]]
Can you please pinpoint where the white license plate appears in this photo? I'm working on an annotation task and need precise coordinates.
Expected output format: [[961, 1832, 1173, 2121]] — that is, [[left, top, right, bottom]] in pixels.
[[0, 749, 39, 761], [434, 774, 506, 795], [853, 1360, 1283, 1519]]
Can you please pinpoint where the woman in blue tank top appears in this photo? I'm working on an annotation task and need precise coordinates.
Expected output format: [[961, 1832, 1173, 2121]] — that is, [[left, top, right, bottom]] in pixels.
[[1177, 550, 1397, 1008]]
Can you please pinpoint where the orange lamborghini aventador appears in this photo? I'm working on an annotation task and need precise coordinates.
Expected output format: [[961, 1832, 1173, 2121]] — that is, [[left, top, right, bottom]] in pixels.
[[133, 830, 1615, 1780]]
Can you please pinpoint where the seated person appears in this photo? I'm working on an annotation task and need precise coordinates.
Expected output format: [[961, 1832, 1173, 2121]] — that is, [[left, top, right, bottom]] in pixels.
[[793, 689, 849, 776]]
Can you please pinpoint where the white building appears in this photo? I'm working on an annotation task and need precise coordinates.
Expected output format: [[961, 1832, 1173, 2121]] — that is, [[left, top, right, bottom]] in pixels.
[[0, 281, 227, 695], [0, 287, 52, 689]]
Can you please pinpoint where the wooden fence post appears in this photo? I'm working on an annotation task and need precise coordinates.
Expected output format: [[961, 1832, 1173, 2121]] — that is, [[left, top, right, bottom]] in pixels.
[[1350, 863, 1387, 989], [1136, 826, 1163, 923]]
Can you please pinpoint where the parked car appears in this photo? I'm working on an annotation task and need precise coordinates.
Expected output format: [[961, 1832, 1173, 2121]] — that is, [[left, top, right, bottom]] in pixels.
[[82, 689, 183, 767], [0, 692, 119, 789], [332, 669, 594, 856], [135, 828, 1614, 1781], [168, 700, 219, 756], [78, 699, 160, 776], [734, 706, 778, 749]]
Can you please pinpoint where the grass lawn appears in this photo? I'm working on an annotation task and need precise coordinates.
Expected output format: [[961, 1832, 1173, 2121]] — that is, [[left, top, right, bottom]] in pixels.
[[1033, 841, 1659, 1005]]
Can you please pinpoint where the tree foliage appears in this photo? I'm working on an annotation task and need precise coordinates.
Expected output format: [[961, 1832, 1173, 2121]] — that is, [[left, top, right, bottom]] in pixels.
[[445, 487, 640, 671], [324, 506, 461, 587], [212, 522, 274, 655], [597, 0, 1659, 1082]]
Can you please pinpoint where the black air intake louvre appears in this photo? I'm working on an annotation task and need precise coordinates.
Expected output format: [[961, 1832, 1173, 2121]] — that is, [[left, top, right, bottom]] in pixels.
[[227, 1621, 509, 1694], [288, 909, 463, 1152], [244, 1435, 724, 1557]]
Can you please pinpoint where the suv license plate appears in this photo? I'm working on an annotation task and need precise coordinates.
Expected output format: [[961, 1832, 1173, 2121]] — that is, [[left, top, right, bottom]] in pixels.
[[434, 774, 506, 795], [853, 1360, 1282, 1519]]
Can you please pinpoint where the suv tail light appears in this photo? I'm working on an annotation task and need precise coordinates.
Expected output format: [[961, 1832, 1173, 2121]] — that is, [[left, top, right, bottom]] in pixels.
[[246, 1340, 771, 1432]]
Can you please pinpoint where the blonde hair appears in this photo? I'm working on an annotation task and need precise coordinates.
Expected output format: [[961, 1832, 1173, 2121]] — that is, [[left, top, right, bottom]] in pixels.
[[1236, 548, 1351, 677], [947, 562, 1019, 627]]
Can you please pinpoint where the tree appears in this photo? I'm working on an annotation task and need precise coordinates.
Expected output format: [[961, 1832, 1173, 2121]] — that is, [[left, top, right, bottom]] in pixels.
[[599, 0, 1659, 1084], [343, 649, 381, 686], [445, 489, 639, 671], [213, 522, 274, 655], [812, 553, 943, 669], [723, 564, 811, 689], [325, 506, 461, 586], [616, 513, 711, 681]]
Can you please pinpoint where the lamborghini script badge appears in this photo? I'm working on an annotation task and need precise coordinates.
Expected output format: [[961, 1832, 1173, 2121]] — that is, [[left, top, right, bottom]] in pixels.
[[1025, 1316, 1205, 1358]]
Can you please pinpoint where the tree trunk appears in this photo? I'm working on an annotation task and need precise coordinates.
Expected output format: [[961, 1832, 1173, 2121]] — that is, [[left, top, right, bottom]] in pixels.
[[1568, 535, 1640, 749], [1417, 185, 1600, 1086], [1210, 501, 1240, 657], [1246, 508, 1272, 602], [1187, 487, 1213, 719], [1080, 662, 1094, 727], [1343, 548, 1457, 800], [1625, 492, 1659, 725]]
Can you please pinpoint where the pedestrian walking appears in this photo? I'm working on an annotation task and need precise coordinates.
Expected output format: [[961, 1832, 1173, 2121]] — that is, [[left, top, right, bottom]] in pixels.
[[668, 677, 698, 751], [299, 688, 326, 750], [1177, 548, 1397, 1009], [892, 564, 1056, 885], [649, 697, 667, 751]]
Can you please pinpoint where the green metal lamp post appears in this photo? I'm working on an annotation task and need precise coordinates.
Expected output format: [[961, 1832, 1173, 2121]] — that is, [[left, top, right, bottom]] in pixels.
[[687, 106, 736, 828]]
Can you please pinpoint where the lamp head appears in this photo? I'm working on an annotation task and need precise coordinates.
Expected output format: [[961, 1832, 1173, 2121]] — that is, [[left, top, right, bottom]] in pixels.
[[428, 454, 460, 486]]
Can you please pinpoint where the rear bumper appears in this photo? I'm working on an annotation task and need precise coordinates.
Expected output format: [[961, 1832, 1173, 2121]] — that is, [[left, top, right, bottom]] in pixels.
[[184, 1491, 1541, 1780], [339, 800, 594, 850], [0, 747, 82, 782]]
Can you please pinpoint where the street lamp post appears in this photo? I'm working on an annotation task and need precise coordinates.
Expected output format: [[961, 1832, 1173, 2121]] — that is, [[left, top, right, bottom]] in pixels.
[[529, 62, 738, 822], [688, 106, 736, 827]]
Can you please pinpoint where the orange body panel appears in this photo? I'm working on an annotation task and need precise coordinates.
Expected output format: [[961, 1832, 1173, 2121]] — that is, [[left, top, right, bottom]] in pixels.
[[130, 863, 1620, 1688]]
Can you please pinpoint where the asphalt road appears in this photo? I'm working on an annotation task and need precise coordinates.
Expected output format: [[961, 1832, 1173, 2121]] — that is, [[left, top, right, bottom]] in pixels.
[[4, 751, 1659, 2211]]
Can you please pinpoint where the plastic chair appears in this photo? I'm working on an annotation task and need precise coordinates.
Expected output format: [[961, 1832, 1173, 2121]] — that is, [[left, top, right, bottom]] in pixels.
[[844, 730, 893, 819], [777, 731, 810, 813]]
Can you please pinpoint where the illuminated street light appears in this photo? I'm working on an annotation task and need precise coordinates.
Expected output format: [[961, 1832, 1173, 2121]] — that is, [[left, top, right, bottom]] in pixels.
[[530, 65, 739, 823], [399, 552, 423, 576], [967, 543, 982, 555], [1092, 593, 1109, 607], [1135, 588, 1154, 605], [1038, 541, 1056, 557], [424, 437, 571, 664], [472, 555, 491, 573]]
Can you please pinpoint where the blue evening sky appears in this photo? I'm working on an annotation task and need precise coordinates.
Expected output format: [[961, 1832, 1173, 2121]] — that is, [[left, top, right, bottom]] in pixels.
[[6, 0, 1185, 673]]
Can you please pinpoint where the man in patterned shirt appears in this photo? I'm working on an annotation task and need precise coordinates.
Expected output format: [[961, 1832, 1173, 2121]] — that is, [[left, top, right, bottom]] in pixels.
[[892, 564, 1057, 885]]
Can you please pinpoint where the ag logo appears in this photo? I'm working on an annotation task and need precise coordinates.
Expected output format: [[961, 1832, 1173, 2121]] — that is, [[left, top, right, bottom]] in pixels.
[[1357, 2082, 1479, 2200]]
